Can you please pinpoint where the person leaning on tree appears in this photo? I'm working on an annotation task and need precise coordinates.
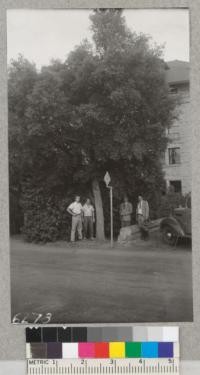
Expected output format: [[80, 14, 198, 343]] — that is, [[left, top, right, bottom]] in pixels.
[[82, 198, 95, 240], [120, 195, 133, 227], [67, 195, 83, 242], [136, 195, 150, 240]]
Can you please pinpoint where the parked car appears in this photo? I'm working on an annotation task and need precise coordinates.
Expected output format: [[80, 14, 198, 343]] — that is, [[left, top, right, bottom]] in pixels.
[[160, 207, 191, 246]]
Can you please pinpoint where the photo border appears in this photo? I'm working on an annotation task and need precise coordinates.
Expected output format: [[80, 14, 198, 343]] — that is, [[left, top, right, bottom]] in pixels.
[[1, 0, 200, 360]]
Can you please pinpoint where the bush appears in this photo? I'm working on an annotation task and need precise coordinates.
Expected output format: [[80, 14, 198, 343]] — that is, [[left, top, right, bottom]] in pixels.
[[9, 190, 24, 235], [15, 176, 190, 243], [20, 187, 72, 243]]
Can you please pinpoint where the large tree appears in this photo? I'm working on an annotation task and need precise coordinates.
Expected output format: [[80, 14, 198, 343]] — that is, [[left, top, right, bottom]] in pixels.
[[9, 9, 175, 241], [58, 9, 175, 238]]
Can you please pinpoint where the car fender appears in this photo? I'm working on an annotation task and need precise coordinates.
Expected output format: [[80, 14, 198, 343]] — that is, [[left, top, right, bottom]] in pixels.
[[160, 217, 185, 237]]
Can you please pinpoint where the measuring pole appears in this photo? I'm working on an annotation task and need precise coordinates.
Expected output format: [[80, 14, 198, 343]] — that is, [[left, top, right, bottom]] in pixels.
[[104, 172, 113, 248], [110, 186, 113, 247]]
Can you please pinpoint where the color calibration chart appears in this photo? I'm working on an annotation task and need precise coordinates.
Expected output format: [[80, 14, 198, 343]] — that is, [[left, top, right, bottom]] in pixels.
[[26, 326, 179, 374]]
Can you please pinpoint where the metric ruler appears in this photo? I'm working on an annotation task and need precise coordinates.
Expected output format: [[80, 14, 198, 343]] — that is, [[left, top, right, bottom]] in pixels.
[[27, 358, 179, 375]]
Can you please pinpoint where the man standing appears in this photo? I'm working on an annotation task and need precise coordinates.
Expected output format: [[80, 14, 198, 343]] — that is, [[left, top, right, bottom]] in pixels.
[[136, 195, 150, 240], [82, 198, 95, 240], [120, 196, 133, 227], [67, 195, 83, 242]]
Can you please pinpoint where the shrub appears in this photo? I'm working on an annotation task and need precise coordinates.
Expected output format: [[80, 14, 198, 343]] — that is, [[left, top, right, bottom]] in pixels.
[[20, 187, 72, 243]]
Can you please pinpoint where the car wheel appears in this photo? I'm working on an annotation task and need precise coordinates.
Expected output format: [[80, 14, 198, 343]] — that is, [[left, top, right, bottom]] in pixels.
[[162, 226, 178, 246]]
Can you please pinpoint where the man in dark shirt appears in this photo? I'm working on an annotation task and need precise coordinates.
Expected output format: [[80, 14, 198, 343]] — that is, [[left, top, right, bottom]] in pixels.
[[120, 196, 133, 227]]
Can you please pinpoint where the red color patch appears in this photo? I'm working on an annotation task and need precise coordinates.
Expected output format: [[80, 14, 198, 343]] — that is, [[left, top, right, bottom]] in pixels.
[[95, 342, 109, 358]]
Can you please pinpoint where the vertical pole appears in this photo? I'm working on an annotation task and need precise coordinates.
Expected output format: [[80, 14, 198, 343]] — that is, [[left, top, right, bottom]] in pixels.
[[110, 186, 113, 247]]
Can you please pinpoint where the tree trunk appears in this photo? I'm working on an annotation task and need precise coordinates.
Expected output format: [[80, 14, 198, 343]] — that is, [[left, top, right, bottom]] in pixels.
[[92, 178, 105, 241]]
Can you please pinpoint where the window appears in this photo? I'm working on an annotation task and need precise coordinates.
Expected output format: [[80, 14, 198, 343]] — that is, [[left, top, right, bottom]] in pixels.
[[169, 86, 178, 94], [168, 147, 181, 165], [169, 180, 182, 193]]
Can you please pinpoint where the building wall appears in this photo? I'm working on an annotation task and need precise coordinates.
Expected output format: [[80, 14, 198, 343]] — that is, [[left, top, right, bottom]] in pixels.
[[162, 84, 191, 195]]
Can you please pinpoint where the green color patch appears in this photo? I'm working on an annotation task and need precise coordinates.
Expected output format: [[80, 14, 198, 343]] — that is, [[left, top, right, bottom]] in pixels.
[[125, 342, 141, 358]]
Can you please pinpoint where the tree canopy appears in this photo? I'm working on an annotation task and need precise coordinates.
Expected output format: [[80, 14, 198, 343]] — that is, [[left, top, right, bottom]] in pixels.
[[9, 9, 176, 242]]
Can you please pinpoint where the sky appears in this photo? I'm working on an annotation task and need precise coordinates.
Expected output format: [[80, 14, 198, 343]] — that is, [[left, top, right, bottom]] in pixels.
[[7, 9, 189, 69]]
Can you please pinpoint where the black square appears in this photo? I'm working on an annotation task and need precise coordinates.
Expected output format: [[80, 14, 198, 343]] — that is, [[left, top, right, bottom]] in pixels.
[[42, 328, 57, 342], [72, 327, 87, 342], [26, 328, 42, 343], [58, 327, 72, 342]]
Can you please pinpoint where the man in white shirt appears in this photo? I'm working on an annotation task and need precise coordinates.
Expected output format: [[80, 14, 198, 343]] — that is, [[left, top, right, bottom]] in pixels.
[[67, 196, 83, 242], [82, 198, 95, 240]]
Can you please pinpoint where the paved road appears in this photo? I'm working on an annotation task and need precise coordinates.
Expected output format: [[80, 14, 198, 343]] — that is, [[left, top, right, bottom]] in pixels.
[[10, 234, 193, 323]]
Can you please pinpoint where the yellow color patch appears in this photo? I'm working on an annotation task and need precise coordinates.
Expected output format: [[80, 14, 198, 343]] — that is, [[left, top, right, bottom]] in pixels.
[[109, 342, 125, 358]]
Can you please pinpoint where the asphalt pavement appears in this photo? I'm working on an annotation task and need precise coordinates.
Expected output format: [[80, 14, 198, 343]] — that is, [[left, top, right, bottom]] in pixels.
[[10, 233, 193, 324]]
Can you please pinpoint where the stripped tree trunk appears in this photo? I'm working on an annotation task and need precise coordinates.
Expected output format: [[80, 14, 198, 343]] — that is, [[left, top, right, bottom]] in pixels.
[[92, 178, 105, 241]]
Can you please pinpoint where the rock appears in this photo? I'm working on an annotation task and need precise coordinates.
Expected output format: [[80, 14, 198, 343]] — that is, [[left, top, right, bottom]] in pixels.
[[118, 219, 163, 244], [118, 224, 140, 243]]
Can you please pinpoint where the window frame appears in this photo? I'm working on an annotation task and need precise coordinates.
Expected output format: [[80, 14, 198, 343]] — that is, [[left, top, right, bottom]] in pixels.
[[168, 147, 181, 165]]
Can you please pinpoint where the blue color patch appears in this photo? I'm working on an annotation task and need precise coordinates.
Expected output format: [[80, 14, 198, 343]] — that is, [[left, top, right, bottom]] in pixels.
[[158, 342, 173, 358], [141, 342, 158, 358]]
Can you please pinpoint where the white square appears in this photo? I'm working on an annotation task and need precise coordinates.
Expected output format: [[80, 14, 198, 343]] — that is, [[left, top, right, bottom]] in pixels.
[[147, 327, 163, 341], [26, 344, 31, 359], [163, 327, 179, 342], [62, 343, 78, 359], [173, 342, 180, 358]]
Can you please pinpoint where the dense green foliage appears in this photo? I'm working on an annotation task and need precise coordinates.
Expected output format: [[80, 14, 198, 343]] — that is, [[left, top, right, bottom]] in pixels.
[[9, 9, 176, 242]]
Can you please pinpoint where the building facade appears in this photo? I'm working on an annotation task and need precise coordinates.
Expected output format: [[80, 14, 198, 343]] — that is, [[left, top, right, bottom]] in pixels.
[[162, 60, 191, 195]]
